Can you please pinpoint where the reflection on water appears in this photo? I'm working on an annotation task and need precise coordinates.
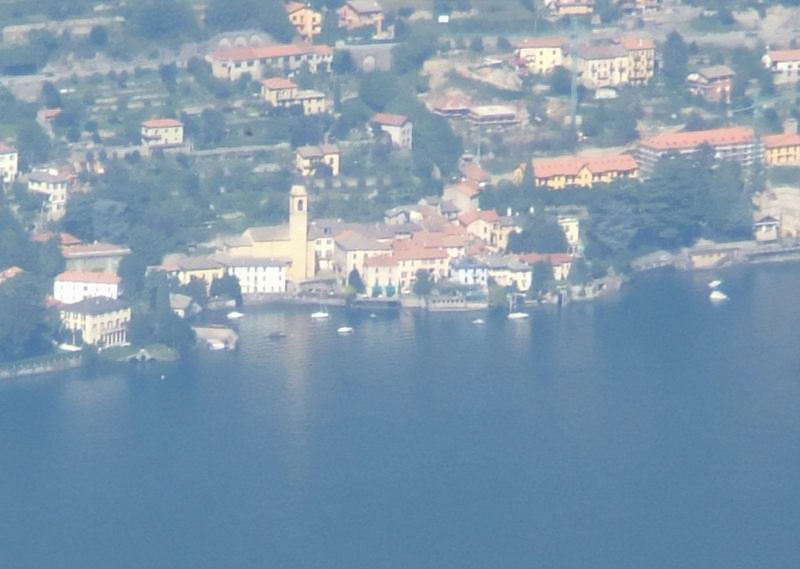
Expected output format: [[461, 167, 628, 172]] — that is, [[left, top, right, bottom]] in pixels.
[[2, 267, 800, 569]]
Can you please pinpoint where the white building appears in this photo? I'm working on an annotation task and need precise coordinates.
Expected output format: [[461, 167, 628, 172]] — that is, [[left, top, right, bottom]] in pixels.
[[371, 113, 413, 149], [0, 143, 19, 183], [451, 257, 489, 289], [28, 169, 71, 221], [141, 118, 184, 148], [54, 271, 121, 305], [217, 257, 289, 295], [363, 255, 400, 293], [762, 49, 800, 85]]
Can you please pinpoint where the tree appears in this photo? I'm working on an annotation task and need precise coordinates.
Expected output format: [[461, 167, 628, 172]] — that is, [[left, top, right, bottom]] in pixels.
[[469, 36, 484, 52], [206, 0, 294, 42], [159, 63, 178, 93], [130, 0, 196, 40], [210, 274, 243, 307], [412, 269, 433, 297], [532, 261, 553, 294], [200, 108, 226, 145], [496, 36, 511, 51], [89, 25, 108, 46], [41, 81, 62, 108], [359, 72, 401, 111], [507, 216, 569, 254], [549, 66, 572, 96], [662, 31, 688, 90], [0, 274, 52, 363], [347, 268, 366, 294], [15, 120, 50, 168]]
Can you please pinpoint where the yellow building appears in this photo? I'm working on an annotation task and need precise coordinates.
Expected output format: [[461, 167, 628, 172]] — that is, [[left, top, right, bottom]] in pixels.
[[531, 154, 639, 190], [619, 36, 655, 85], [150, 256, 225, 291], [60, 297, 131, 348], [285, 2, 322, 41], [296, 144, 340, 176], [513, 36, 567, 75], [261, 78, 329, 115], [141, 118, 184, 147], [224, 185, 316, 282], [762, 132, 800, 166]]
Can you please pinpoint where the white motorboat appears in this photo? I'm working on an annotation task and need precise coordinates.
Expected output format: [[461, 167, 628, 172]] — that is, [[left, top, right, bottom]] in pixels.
[[310, 308, 330, 320], [709, 290, 728, 303], [507, 312, 529, 320], [208, 339, 226, 351], [369, 313, 378, 319], [337, 326, 354, 335], [707, 280, 722, 289], [226, 311, 244, 320], [472, 318, 485, 324]]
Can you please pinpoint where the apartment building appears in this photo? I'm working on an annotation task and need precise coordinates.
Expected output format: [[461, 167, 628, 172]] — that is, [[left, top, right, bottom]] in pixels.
[[513, 36, 567, 75], [54, 271, 121, 305], [28, 169, 72, 221], [59, 297, 131, 348], [762, 49, 800, 85], [208, 43, 333, 81], [371, 113, 413, 149], [618, 36, 655, 85], [636, 127, 761, 172], [531, 153, 639, 189], [687, 65, 735, 103]]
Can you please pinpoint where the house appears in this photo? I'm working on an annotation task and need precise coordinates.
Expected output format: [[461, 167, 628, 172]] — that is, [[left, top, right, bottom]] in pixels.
[[427, 93, 472, 118], [338, 0, 384, 35], [384, 205, 423, 225], [0, 143, 18, 183], [295, 144, 340, 176], [54, 271, 121, 304], [61, 241, 131, 273], [576, 43, 630, 89], [363, 255, 400, 294], [518, 253, 573, 281], [443, 182, 481, 213], [59, 297, 131, 348], [687, 65, 735, 103], [459, 210, 501, 249], [459, 162, 491, 187], [217, 256, 289, 295], [141, 118, 184, 148], [208, 43, 333, 81], [616, 0, 662, 17], [393, 242, 450, 290], [636, 127, 761, 173], [761, 131, 800, 167], [222, 186, 317, 282], [334, 230, 392, 279], [149, 256, 225, 291], [467, 105, 517, 126], [27, 169, 72, 221], [762, 49, 800, 85], [618, 36, 656, 85], [513, 36, 567, 75], [371, 113, 413, 149], [754, 216, 779, 243], [544, 0, 594, 16], [451, 257, 489, 289], [484, 256, 532, 292], [0, 266, 24, 284], [558, 215, 581, 254], [261, 77, 329, 115], [531, 153, 639, 189], [285, 2, 323, 41], [169, 293, 199, 319]]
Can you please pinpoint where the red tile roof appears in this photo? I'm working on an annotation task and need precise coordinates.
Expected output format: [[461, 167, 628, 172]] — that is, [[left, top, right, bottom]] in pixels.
[[394, 244, 448, 261], [514, 36, 567, 49], [142, 118, 182, 128], [262, 77, 297, 90], [618, 36, 655, 50], [766, 49, 800, 63], [639, 127, 755, 151], [364, 255, 398, 267], [285, 1, 307, 13], [459, 210, 499, 226], [55, 271, 121, 284], [32, 231, 81, 245], [459, 163, 490, 183], [210, 43, 332, 63], [761, 132, 800, 149], [448, 181, 481, 198], [372, 112, 409, 127], [0, 143, 16, 154], [533, 153, 638, 178]]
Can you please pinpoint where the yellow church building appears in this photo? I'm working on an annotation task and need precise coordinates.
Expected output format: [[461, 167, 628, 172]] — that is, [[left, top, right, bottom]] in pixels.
[[224, 185, 316, 282]]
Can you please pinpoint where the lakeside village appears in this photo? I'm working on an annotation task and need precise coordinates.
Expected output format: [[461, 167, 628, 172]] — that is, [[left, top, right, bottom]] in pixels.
[[3, 0, 800, 368]]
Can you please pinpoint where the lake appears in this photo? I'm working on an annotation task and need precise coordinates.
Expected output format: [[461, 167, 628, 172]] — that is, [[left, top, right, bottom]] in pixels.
[[1, 265, 799, 569]]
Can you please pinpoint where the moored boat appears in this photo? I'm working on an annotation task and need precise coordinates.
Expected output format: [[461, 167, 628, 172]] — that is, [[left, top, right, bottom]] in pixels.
[[709, 290, 728, 303], [337, 326, 354, 335]]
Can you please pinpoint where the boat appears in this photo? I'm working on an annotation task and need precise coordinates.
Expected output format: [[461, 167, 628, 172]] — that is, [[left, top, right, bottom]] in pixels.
[[707, 280, 722, 289], [508, 312, 530, 320], [268, 331, 287, 340], [337, 326, 354, 335], [226, 311, 244, 320], [310, 306, 330, 320], [709, 290, 728, 303], [472, 318, 485, 324], [208, 339, 226, 351], [369, 313, 378, 319]]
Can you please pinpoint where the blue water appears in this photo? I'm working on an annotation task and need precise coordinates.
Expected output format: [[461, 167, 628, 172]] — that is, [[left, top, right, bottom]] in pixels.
[[2, 266, 800, 569]]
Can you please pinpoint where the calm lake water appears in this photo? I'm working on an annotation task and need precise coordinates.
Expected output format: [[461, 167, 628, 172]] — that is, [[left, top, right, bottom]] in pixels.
[[2, 265, 800, 569]]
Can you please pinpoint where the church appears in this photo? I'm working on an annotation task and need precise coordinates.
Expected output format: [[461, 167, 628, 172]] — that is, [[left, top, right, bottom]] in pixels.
[[224, 185, 316, 282]]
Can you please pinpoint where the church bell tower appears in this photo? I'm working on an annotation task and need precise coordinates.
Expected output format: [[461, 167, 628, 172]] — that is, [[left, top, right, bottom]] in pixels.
[[288, 185, 309, 280]]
